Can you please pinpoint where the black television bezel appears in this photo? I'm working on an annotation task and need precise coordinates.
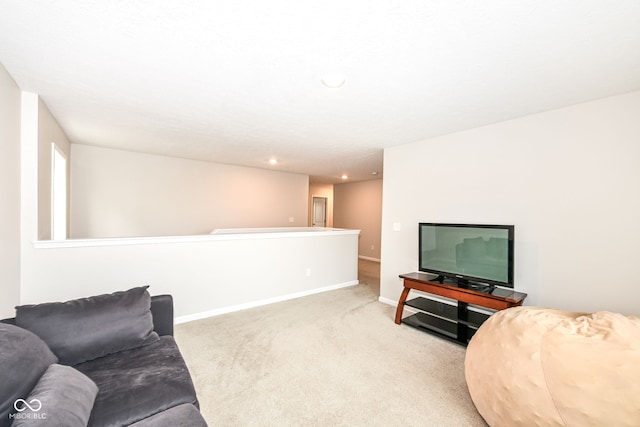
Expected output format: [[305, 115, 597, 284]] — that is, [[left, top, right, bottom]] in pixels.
[[418, 222, 515, 288]]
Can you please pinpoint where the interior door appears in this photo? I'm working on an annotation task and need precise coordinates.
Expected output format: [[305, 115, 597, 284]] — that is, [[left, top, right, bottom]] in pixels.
[[312, 197, 327, 227]]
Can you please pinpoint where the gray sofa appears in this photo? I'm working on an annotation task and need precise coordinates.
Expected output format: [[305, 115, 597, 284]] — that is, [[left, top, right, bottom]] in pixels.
[[0, 286, 207, 427]]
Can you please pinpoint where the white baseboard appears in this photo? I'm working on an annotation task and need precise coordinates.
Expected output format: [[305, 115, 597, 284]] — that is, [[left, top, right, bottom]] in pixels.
[[358, 255, 381, 262], [175, 280, 360, 324], [378, 296, 397, 306]]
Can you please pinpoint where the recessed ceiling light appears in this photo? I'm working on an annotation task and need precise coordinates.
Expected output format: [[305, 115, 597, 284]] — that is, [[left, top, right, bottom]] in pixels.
[[269, 158, 278, 165], [341, 174, 348, 180], [321, 73, 346, 88], [371, 171, 379, 176]]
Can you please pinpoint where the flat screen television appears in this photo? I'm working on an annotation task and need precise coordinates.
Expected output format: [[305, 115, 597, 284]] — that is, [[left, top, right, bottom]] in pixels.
[[419, 223, 514, 288]]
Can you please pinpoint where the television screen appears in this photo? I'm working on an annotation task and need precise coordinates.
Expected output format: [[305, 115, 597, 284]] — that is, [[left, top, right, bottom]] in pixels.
[[419, 223, 514, 287]]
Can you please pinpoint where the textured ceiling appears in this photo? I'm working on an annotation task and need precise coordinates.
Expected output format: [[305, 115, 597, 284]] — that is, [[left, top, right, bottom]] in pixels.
[[1, 1, 640, 183]]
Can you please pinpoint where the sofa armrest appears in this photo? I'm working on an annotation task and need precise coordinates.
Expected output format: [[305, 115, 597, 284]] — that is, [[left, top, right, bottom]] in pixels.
[[150, 295, 174, 336]]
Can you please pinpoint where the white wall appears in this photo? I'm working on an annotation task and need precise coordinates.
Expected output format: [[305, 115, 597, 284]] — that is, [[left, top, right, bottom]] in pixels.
[[381, 90, 640, 316], [334, 179, 383, 261], [70, 144, 309, 238], [24, 231, 359, 319], [0, 63, 21, 318]]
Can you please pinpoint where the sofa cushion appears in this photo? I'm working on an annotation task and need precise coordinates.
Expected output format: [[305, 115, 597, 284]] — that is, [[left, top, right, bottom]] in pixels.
[[0, 323, 58, 427], [129, 404, 207, 427], [74, 336, 198, 427], [16, 286, 159, 365], [11, 364, 98, 427]]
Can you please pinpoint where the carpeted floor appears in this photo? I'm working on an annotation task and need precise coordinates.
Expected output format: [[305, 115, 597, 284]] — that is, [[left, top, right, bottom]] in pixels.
[[175, 282, 487, 426]]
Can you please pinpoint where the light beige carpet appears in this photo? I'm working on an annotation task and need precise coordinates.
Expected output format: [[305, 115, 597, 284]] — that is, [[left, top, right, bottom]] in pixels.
[[175, 283, 487, 426]]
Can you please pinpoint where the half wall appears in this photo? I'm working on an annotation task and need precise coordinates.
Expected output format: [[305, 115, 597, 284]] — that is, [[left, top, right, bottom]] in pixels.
[[23, 228, 360, 320]]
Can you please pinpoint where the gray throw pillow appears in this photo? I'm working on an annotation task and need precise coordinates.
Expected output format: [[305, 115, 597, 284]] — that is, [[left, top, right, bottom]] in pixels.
[[16, 286, 159, 365], [0, 324, 58, 427], [11, 364, 98, 427]]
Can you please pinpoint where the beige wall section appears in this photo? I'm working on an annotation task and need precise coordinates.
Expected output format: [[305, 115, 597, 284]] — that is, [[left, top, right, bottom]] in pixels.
[[0, 63, 22, 317], [70, 144, 309, 238], [334, 179, 382, 261], [308, 183, 334, 227], [380, 90, 640, 315], [37, 98, 71, 240]]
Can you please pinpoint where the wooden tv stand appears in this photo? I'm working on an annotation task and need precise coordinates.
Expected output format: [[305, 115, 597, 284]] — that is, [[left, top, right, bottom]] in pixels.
[[395, 272, 527, 345]]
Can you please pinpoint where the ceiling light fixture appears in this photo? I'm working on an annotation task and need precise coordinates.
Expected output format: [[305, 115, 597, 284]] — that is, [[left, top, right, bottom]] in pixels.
[[269, 158, 278, 165], [321, 73, 346, 88], [341, 174, 348, 180]]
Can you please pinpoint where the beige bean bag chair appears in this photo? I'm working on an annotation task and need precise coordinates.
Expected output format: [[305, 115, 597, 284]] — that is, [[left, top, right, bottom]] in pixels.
[[464, 306, 640, 426]]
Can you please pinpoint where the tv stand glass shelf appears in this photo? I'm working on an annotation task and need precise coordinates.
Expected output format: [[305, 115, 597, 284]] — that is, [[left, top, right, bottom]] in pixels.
[[395, 272, 527, 346]]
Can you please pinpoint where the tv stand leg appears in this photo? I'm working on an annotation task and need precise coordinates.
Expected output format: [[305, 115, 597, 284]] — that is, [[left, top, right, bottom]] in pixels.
[[395, 286, 411, 324]]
